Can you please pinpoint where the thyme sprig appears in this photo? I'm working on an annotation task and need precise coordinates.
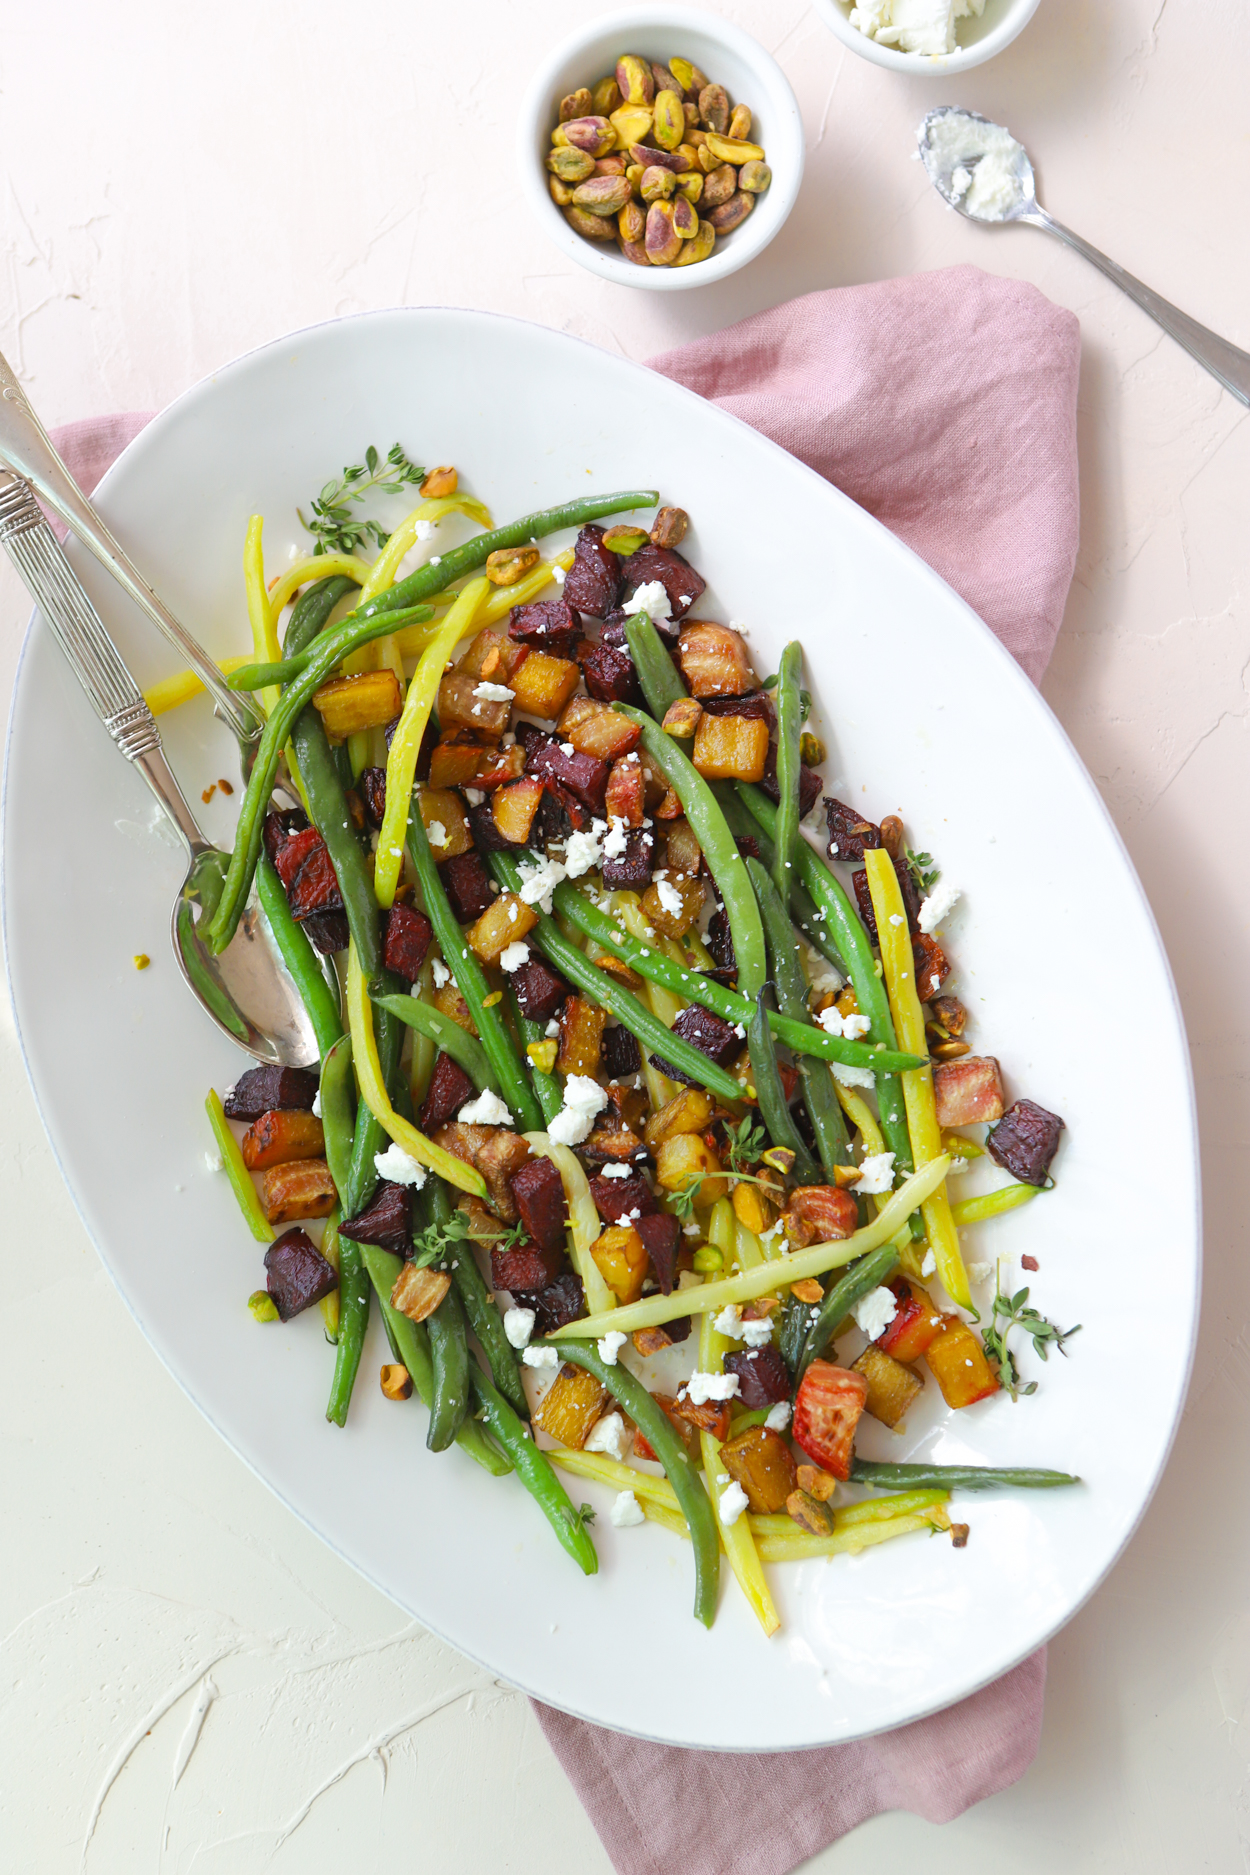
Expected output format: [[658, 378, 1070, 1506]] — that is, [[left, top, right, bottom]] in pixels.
[[298, 443, 425, 555], [982, 1275, 1081, 1401], [906, 848, 941, 895], [410, 1208, 525, 1269]]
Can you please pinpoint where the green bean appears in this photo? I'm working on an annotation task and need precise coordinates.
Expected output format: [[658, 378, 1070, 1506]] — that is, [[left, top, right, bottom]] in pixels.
[[447, 1224, 530, 1418], [797, 1243, 900, 1382], [317, 1033, 356, 1199], [282, 573, 359, 659], [426, 1282, 471, 1452], [360, 1245, 511, 1477], [357, 490, 659, 625], [404, 807, 543, 1131], [550, 883, 919, 1073], [290, 695, 387, 983], [505, 984, 564, 1126], [229, 608, 435, 689], [850, 1459, 1081, 1492], [487, 852, 748, 1105], [770, 641, 803, 901], [552, 1339, 719, 1626], [747, 858, 852, 1175], [255, 856, 343, 1059], [205, 1090, 272, 1242], [715, 785, 848, 979], [468, 1361, 599, 1575], [371, 992, 500, 1093], [623, 612, 685, 717], [327, 1004, 401, 1428], [748, 987, 820, 1180]]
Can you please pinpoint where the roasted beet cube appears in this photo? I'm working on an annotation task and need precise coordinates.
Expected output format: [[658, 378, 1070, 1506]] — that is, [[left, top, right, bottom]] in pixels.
[[724, 1344, 791, 1407], [383, 902, 433, 983], [701, 690, 774, 724], [636, 1212, 681, 1295], [762, 743, 823, 819], [600, 825, 655, 890], [359, 766, 387, 828], [288, 843, 344, 921], [534, 784, 591, 843], [987, 1099, 1065, 1187], [466, 799, 518, 853], [670, 1004, 743, 1068], [602, 1025, 641, 1079], [825, 797, 881, 864], [913, 931, 950, 1000], [223, 1064, 319, 1120], [513, 1269, 585, 1335], [511, 957, 570, 1024], [508, 598, 581, 657], [491, 1239, 563, 1294], [274, 824, 323, 889], [620, 541, 706, 622], [264, 1228, 337, 1321], [419, 1053, 477, 1133], [852, 868, 878, 943], [301, 909, 349, 954], [518, 725, 610, 817], [510, 1155, 568, 1255], [706, 908, 737, 978], [563, 524, 623, 619], [577, 638, 642, 705], [588, 1171, 657, 1225], [338, 1180, 413, 1251], [441, 850, 494, 924], [263, 807, 308, 865]]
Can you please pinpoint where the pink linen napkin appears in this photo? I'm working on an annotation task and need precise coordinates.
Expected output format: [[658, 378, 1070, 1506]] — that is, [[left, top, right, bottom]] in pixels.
[[49, 262, 1079, 1875]]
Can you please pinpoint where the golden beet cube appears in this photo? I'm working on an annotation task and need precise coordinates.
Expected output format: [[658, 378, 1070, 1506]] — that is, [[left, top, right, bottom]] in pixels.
[[240, 1109, 325, 1171], [691, 711, 769, 782], [677, 624, 755, 698], [720, 1426, 798, 1513], [642, 871, 705, 937], [557, 695, 642, 761], [391, 1264, 451, 1324], [924, 1317, 1000, 1409], [654, 1133, 726, 1206], [852, 1345, 924, 1430], [312, 667, 403, 742], [533, 1363, 609, 1447], [465, 891, 539, 963], [492, 776, 543, 846], [509, 651, 581, 721], [433, 982, 477, 1034], [261, 1158, 337, 1224], [644, 1086, 713, 1149], [590, 1225, 649, 1303], [438, 669, 511, 737], [557, 996, 607, 1076], [427, 734, 483, 789], [418, 788, 472, 859]]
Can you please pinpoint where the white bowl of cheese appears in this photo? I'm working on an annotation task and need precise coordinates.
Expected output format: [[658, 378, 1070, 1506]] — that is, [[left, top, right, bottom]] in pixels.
[[812, 0, 1040, 73]]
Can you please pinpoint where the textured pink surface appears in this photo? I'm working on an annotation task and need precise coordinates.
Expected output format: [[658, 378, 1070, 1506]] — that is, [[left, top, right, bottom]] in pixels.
[[49, 274, 1078, 1871]]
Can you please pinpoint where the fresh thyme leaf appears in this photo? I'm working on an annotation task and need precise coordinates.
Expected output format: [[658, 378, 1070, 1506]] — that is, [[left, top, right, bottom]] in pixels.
[[983, 1276, 1081, 1402], [725, 1115, 767, 1177], [298, 441, 426, 555], [577, 1502, 597, 1527], [409, 1206, 473, 1269], [906, 848, 941, 895]]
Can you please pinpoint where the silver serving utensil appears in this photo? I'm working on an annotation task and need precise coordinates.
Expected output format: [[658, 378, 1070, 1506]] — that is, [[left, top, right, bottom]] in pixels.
[[0, 472, 323, 1066], [0, 348, 265, 751], [918, 108, 1250, 409]]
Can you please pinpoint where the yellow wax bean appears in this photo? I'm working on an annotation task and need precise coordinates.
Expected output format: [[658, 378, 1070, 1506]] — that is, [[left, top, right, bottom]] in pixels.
[[266, 552, 373, 630], [144, 655, 253, 716], [753, 1510, 949, 1563], [950, 1182, 1040, 1226], [700, 1291, 779, 1636], [359, 494, 493, 605], [244, 516, 281, 718]]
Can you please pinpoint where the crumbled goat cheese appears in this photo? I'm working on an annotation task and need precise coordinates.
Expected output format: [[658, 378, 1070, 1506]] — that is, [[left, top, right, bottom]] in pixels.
[[415, 518, 438, 541], [431, 957, 451, 988], [458, 1089, 513, 1127], [545, 1019, 561, 1038], [427, 821, 447, 848], [711, 1305, 773, 1348], [498, 941, 531, 973], [585, 1412, 631, 1461], [620, 580, 672, 622], [464, 786, 485, 806], [311, 1090, 322, 1118], [968, 1261, 993, 1284], [204, 1149, 223, 1173], [765, 1401, 792, 1433], [810, 970, 843, 995], [921, 104, 1027, 220], [921, 1249, 937, 1277], [517, 854, 569, 913], [522, 1346, 559, 1369], [597, 1330, 628, 1366], [602, 816, 629, 859], [852, 1285, 899, 1341], [560, 742, 576, 757], [685, 1371, 741, 1406], [552, 564, 566, 585], [832, 1061, 877, 1089], [504, 1307, 536, 1349], [548, 1074, 609, 1147], [600, 1162, 631, 1179], [718, 1481, 749, 1527], [741, 1318, 775, 1348], [854, 1150, 896, 1196], [429, 555, 442, 566], [850, 0, 985, 56], [889, 913, 904, 927], [473, 681, 515, 702], [918, 879, 961, 935], [564, 819, 608, 878], [373, 1142, 428, 1188], [818, 1005, 872, 1041], [610, 1489, 646, 1528], [655, 878, 683, 918]]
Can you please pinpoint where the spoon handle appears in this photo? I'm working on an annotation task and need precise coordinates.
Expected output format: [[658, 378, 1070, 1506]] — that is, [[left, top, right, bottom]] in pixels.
[[1027, 209, 1250, 408]]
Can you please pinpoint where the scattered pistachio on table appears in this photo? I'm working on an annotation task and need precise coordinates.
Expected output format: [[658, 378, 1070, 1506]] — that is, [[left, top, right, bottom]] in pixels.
[[547, 52, 771, 273]]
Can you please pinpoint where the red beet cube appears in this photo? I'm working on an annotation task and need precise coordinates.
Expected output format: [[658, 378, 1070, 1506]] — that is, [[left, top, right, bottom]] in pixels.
[[518, 725, 610, 817], [383, 902, 433, 983], [511, 1269, 585, 1335], [491, 1240, 563, 1293], [601, 1026, 641, 1078], [636, 1212, 681, 1295], [419, 1054, 477, 1133], [274, 824, 323, 889], [588, 1172, 658, 1225], [338, 1180, 413, 1251], [510, 957, 570, 1024], [359, 767, 387, 828], [265, 1228, 337, 1321], [509, 1156, 568, 1255], [563, 524, 622, 618], [508, 598, 581, 657], [600, 825, 654, 890], [651, 1004, 744, 1084], [288, 843, 344, 921], [724, 1345, 790, 1407], [223, 1065, 319, 1120], [441, 851, 494, 923], [987, 1099, 1065, 1186], [577, 639, 642, 705], [619, 542, 706, 622]]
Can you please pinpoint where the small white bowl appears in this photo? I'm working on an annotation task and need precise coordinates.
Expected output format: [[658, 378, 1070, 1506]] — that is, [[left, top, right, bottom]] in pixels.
[[812, 0, 1040, 74], [517, 4, 804, 292]]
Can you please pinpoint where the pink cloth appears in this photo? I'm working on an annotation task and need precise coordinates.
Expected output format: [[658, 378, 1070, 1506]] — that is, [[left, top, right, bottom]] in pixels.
[[51, 268, 1079, 1874]]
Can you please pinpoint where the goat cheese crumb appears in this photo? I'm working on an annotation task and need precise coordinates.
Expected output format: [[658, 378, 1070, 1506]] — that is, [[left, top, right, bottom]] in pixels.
[[504, 1307, 536, 1349], [889, 913, 904, 927], [427, 820, 447, 848], [597, 1330, 628, 1366], [415, 518, 438, 541], [852, 1285, 899, 1341], [564, 818, 608, 878], [818, 1005, 872, 1041], [311, 1090, 322, 1118], [968, 1261, 993, 1284], [600, 1162, 631, 1180], [560, 741, 576, 757], [620, 579, 672, 622], [523, 1345, 560, 1369], [544, 1018, 561, 1038], [431, 957, 451, 988], [854, 1150, 896, 1196], [517, 853, 568, 914], [548, 1074, 609, 1146], [585, 1412, 631, 1461], [458, 1089, 513, 1126], [204, 1149, 223, 1173], [918, 880, 961, 935], [602, 816, 629, 859], [686, 1370, 740, 1406], [921, 1249, 937, 1276], [765, 1401, 792, 1433], [655, 877, 683, 918], [552, 564, 566, 585], [610, 1489, 646, 1528], [473, 681, 514, 702], [373, 1142, 428, 1188], [464, 786, 486, 806], [718, 1481, 749, 1527], [498, 941, 531, 973], [832, 1061, 877, 1089]]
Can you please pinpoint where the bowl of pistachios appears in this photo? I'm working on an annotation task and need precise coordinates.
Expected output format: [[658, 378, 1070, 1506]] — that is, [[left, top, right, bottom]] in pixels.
[[518, 4, 804, 290]]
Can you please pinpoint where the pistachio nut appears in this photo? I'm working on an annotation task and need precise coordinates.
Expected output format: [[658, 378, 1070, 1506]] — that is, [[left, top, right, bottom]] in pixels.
[[728, 103, 753, 141], [603, 524, 650, 555], [594, 153, 628, 177], [702, 162, 737, 209], [651, 61, 681, 95], [571, 173, 633, 216], [625, 163, 645, 193], [565, 204, 617, 242], [651, 505, 690, 549], [697, 143, 721, 175], [686, 125, 708, 146], [676, 171, 704, 203], [670, 56, 708, 97], [707, 190, 754, 234], [421, 466, 458, 498], [592, 75, 622, 115], [551, 125, 570, 147], [662, 697, 703, 738], [559, 87, 593, 122], [644, 199, 682, 266], [738, 159, 772, 194], [698, 82, 730, 134], [618, 199, 646, 244], [563, 115, 616, 156], [629, 141, 685, 175], [615, 54, 655, 105], [548, 175, 574, 207], [683, 100, 701, 129], [486, 545, 541, 585], [800, 731, 826, 766], [640, 164, 677, 202], [674, 142, 700, 173], [673, 217, 715, 266], [546, 144, 596, 182], [618, 236, 652, 267], [609, 102, 654, 148], [671, 193, 699, 240], [652, 88, 686, 151], [704, 131, 765, 165]]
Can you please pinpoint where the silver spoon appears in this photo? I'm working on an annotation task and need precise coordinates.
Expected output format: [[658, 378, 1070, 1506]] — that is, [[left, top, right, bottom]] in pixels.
[[0, 472, 324, 1067], [918, 107, 1250, 408]]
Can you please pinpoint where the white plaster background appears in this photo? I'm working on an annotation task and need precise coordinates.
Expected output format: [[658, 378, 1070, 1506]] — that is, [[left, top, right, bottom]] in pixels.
[[2, 0, 1248, 1868]]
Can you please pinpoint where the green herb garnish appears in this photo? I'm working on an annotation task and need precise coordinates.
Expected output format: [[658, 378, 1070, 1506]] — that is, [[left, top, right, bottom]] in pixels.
[[298, 443, 425, 555], [982, 1278, 1081, 1401]]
